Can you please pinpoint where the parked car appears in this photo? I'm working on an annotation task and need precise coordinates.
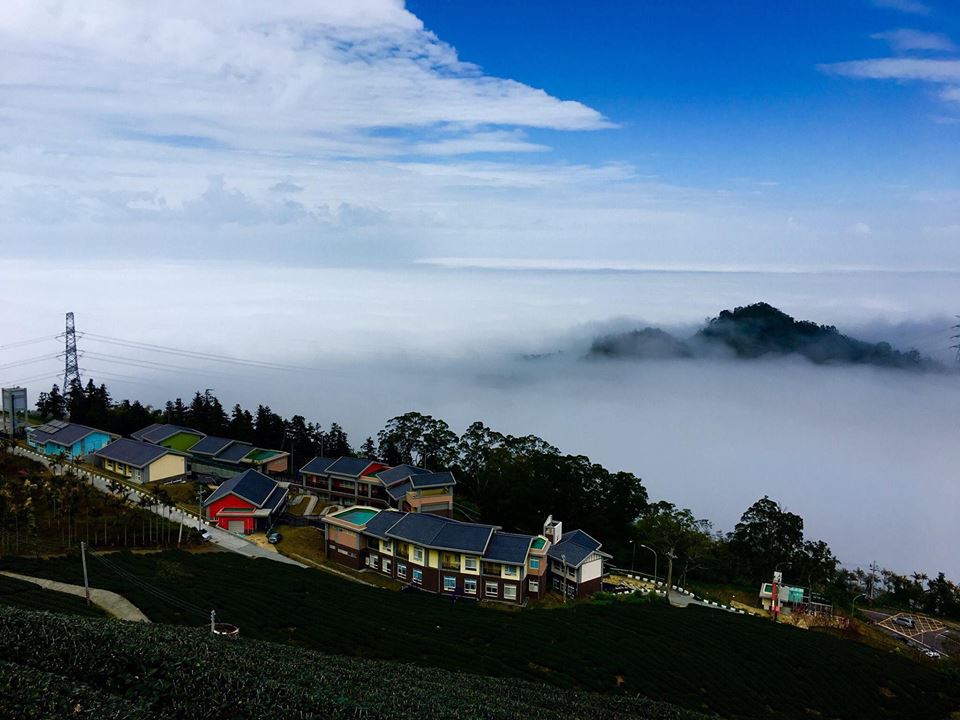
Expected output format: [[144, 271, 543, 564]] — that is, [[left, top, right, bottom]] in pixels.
[[893, 616, 915, 629], [924, 650, 942, 659], [198, 528, 212, 542], [267, 531, 282, 544]]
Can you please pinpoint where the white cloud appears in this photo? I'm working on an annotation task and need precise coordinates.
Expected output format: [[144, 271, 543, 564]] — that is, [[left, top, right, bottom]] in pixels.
[[872, 29, 957, 53], [850, 222, 873, 235], [869, 0, 931, 15], [823, 58, 960, 82], [941, 86, 960, 102]]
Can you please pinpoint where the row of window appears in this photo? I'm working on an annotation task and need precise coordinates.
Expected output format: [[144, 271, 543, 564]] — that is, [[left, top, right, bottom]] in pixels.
[[370, 553, 542, 599], [387, 544, 540, 575]]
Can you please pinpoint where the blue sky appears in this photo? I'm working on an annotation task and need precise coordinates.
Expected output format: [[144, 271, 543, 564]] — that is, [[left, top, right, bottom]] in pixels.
[[0, 0, 957, 270], [409, 0, 960, 193]]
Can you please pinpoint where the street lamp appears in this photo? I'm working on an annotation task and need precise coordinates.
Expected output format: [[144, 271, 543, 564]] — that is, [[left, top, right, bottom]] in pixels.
[[640, 544, 658, 584], [629, 539, 636, 572], [851, 593, 866, 617], [561, 553, 568, 604]]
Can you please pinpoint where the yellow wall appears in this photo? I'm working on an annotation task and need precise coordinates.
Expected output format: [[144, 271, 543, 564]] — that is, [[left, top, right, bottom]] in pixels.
[[148, 453, 185, 482], [460, 554, 480, 575], [501, 564, 521, 580], [427, 549, 439, 569], [411, 545, 426, 566], [379, 539, 394, 556]]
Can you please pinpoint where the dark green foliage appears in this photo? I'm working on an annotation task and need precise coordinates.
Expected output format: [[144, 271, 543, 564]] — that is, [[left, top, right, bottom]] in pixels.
[[0, 606, 704, 720], [0, 660, 152, 720], [590, 327, 693, 359], [585, 302, 940, 370], [3, 551, 957, 720], [0, 574, 105, 617]]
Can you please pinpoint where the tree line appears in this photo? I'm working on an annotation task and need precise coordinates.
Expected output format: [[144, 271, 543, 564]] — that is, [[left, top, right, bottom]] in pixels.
[[31, 380, 960, 618]]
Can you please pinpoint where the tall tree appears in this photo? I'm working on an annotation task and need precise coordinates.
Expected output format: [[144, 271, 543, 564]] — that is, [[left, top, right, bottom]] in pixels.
[[728, 496, 805, 581]]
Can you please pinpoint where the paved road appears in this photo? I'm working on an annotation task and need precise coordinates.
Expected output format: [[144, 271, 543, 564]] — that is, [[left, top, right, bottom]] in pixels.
[[1, 570, 149, 622], [862, 608, 954, 656], [9, 446, 305, 568]]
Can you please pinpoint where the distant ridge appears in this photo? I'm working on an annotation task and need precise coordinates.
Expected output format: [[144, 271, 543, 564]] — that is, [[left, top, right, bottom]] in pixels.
[[587, 302, 941, 371]]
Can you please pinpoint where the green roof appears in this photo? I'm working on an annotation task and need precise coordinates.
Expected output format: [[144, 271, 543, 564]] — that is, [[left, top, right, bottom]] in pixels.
[[244, 449, 281, 463], [531, 537, 547, 550]]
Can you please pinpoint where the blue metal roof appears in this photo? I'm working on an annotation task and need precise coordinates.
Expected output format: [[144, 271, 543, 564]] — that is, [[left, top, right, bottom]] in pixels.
[[140, 424, 204, 444], [376, 464, 429, 487], [483, 532, 534, 565], [31, 422, 108, 448], [213, 441, 254, 464], [94, 438, 170, 468], [362, 510, 407, 539], [130, 423, 163, 441], [408, 471, 456, 490], [384, 479, 412, 501], [385, 513, 496, 554], [189, 435, 234, 456], [325, 456, 377, 478], [546, 529, 604, 567], [203, 468, 283, 509], [300, 456, 337, 475]]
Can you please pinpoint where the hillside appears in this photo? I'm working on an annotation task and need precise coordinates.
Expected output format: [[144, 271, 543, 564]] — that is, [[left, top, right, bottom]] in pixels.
[[3, 550, 957, 720], [587, 302, 939, 370], [0, 605, 701, 720]]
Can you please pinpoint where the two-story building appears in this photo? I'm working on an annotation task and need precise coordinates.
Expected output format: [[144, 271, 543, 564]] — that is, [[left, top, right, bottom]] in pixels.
[[320, 509, 588, 604], [26, 420, 118, 460], [544, 515, 610, 598], [299, 456, 455, 516]]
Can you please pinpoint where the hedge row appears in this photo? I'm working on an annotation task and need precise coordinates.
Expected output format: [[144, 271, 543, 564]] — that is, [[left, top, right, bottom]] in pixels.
[[0, 607, 708, 720]]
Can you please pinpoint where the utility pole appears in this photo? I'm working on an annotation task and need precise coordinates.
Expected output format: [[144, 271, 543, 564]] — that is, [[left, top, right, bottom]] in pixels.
[[641, 544, 658, 584], [62, 312, 81, 393], [665, 547, 676, 602], [210, 609, 216, 633], [630, 539, 636, 572], [868, 561, 880, 607], [561, 553, 568, 603], [80, 541, 91, 606]]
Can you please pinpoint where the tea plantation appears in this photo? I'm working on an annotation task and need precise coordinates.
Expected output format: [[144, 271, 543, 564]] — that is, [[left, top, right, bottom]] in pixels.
[[0, 606, 703, 720], [0, 573, 105, 618], [2, 551, 958, 720]]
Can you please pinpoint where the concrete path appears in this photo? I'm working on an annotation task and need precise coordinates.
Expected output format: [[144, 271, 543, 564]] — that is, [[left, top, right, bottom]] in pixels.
[[9, 446, 306, 568], [1, 570, 149, 623]]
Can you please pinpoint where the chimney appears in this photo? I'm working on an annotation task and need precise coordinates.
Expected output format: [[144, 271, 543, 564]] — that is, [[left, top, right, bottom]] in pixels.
[[543, 515, 562, 543]]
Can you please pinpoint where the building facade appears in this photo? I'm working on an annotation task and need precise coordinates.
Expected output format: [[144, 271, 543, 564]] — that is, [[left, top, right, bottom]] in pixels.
[[26, 420, 118, 460], [300, 457, 455, 516], [93, 438, 186, 484], [131, 424, 289, 481], [202, 468, 288, 534], [321, 509, 600, 604]]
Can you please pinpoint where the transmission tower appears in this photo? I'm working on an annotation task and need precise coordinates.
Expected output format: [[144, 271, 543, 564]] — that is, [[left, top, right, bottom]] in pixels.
[[62, 312, 81, 391]]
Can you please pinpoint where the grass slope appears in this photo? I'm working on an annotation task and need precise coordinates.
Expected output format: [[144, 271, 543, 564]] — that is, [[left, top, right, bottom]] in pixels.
[[2, 551, 957, 720], [0, 573, 105, 618], [0, 606, 702, 720]]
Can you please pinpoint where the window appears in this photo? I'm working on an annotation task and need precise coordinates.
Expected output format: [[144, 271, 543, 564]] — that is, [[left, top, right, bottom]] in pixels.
[[443, 575, 456, 592], [382, 540, 393, 553], [529, 557, 540, 570], [413, 547, 424, 563], [383, 559, 391, 574], [370, 555, 379, 570], [464, 579, 477, 595], [528, 580, 539, 593], [485, 582, 499, 598], [503, 584, 517, 601], [397, 562, 407, 578], [553, 576, 561, 590], [503, 565, 517, 577], [463, 556, 478, 571], [412, 568, 423, 585]]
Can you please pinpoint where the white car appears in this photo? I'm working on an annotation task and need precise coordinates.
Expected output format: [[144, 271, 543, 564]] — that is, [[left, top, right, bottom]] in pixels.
[[924, 650, 942, 659], [198, 528, 212, 542]]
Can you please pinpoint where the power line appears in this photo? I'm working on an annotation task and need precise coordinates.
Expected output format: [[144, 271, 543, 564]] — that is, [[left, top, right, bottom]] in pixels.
[[0, 335, 58, 351], [88, 550, 208, 617], [80, 331, 316, 372], [0, 352, 61, 371]]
